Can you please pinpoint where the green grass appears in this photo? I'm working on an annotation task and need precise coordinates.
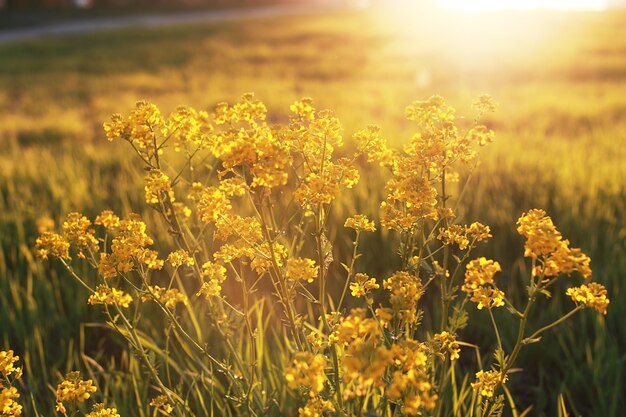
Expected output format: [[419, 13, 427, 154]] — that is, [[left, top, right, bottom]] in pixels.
[[1, 6, 625, 416]]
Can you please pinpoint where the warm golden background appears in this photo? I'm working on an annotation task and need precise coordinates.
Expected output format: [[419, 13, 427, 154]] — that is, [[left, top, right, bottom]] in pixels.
[[0, 1, 624, 415]]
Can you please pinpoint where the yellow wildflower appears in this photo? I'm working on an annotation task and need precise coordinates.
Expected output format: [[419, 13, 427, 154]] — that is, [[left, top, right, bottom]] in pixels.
[[387, 344, 436, 414], [143, 286, 187, 309], [97, 215, 158, 279], [462, 258, 501, 293], [35, 232, 70, 260], [86, 404, 120, 417], [298, 396, 335, 417], [94, 210, 120, 231], [63, 212, 99, 255], [197, 261, 228, 299], [517, 209, 592, 278], [55, 371, 97, 404], [330, 308, 380, 346], [471, 370, 507, 398], [197, 187, 231, 224], [470, 286, 505, 310], [218, 177, 247, 197], [472, 94, 498, 115], [566, 282, 609, 315], [0, 351, 20, 379], [433, 332, 461, 360], [353, 124, 394, 167], [286, 258, 318, 283], [167, 249, 195, 268], [284, 352, 328, 396], [150, 395, 174, 415], [383, 271, 423, 324], [88, 285, 133, 308], [144, 169, 174, 204], [0, 386, 22, 417], [350, 273, 379, 299], [344, 214, 376, 233]]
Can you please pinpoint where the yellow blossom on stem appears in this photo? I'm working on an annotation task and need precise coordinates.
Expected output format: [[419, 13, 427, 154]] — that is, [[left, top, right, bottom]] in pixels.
[[344, 214, 376, 233], [86, 404, 121, 417], [94, 210, 120, 231], [566, 282, 609, 315], [0, 386, 22, 417], [197, 187, 231, 224], [383, 271, 423, 324], [143, 286, 187, 309], [0, 351, 20, 379], [298, 396, 335, 417], [470, 287, 505, 310], [55, 371, 97, 404], [167, 249, 195, 268], [433, 332, 461, 360], [144, 169, 174, 204], [471, 370, 507, 398], [462, 258, 501, 293], [88, 284, 133, 308], [197, 261, 227, 299], [284, 352, 328, 396], [286, 258, 318, 283], [62, 212, 99, 255], [350, 273, 379, 299], [150, 395, 174, 414]]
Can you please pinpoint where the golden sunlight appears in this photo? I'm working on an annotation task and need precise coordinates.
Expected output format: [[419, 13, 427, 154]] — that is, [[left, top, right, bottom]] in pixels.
[[440, 0, 607, 10]]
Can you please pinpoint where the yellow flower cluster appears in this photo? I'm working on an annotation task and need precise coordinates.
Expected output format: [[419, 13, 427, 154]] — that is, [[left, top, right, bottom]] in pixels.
[[167, 105, 213, 152], [98, 214, 163, 279], [471, 370, 507, 398], [34, 226, 71, 262], [167, 249, 195, 268], [566, 282, 610, 315], [354, 125, 394, 167], [86, 404, 121, 417], [284, 352, 328, 396], [0, 351, 21, 379], [517, 209, 591, 278], [0, 386, 21, 417], [344, 214, 376, 233], [104, 101, 166, 160], [197, 261, 227, 299], [330, 308, 380, 347], [88, 284, 133, 308], [437, 222, 491, 250], [197, 187, 231, 224], [383, 271, 423, 324], [63, 212, 100, 255], [144, 169, 174, 205], [342, 341, 391, 399], [214, 94, 291, 189], [55, 371, 97, 405], [432, 331, 461, 360], [462, 258, 505, 310], [377, 95, 495, 231], [387, 340, 436, 415], [298, 396, 335, 417], [150, 395, 174, 414], [350, 273, 379, 299], [286, 258, 319, 283], [0, 350, 22, 417], [143, 286, 187, 309], [94, 210, 120, 230]]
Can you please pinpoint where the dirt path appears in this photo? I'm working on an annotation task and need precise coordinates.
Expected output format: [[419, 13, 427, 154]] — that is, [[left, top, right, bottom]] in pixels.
[[0, 1, 361, 44]]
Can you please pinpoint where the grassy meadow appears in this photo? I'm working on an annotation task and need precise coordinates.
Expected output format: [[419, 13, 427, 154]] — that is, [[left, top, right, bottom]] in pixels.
[[1, 5, 625, 416]]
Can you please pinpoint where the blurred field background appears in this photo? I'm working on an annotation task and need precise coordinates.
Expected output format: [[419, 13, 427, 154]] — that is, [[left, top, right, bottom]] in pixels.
[[0, 1, 625, 416]]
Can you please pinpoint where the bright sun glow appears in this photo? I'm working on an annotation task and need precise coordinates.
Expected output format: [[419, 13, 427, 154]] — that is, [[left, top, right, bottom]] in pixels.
[[440, 0, 607, 11]]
